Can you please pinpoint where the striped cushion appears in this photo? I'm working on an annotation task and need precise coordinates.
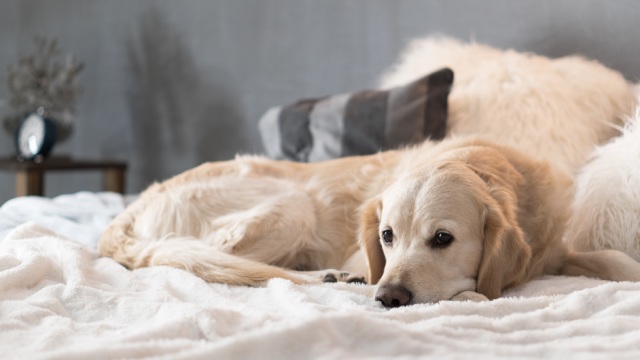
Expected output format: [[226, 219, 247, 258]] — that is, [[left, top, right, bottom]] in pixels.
[[259, 67, 453, 162]]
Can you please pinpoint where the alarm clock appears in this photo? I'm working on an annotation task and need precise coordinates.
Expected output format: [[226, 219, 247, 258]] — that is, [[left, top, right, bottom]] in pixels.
[[14, 111, 57, 162]]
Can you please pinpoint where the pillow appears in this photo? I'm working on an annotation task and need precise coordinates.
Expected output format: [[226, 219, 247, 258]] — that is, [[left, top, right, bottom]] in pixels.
[[259, 67, 453, 162]]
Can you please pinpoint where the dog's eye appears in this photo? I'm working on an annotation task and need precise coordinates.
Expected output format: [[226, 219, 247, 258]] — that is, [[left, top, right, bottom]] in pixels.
[[381, 229, 394, 245], [431, 231, 454, 248]]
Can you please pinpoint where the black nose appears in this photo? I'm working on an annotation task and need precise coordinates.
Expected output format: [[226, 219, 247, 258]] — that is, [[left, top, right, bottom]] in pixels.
[[375, 284, 412, 308]]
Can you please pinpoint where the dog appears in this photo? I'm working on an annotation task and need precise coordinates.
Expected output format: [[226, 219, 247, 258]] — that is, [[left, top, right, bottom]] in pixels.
[[99, 137, 640, 306]]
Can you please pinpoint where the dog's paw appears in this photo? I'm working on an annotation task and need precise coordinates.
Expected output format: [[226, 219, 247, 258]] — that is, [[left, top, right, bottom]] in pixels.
[[449, 290, 489, 302], [322, 271, 367, 284]]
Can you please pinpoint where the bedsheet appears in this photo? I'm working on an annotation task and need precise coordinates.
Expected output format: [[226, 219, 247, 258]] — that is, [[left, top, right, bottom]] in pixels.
[[2, 192, 640, 359]]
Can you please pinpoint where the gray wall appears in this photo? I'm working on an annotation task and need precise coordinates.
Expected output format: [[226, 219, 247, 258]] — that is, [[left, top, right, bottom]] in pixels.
[[2, 0, 640, 204]]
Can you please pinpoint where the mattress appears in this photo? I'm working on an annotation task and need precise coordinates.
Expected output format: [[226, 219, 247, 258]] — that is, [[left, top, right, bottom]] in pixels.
[[1, 192, 640, 359]]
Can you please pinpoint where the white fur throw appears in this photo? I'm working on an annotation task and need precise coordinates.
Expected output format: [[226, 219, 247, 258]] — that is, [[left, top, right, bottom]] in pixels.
[[565, 105, 640, 260], [4, 193, 640, 358], [379, 36, 636, 174]]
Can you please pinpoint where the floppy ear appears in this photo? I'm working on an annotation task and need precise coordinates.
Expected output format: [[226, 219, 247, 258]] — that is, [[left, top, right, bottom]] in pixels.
[[477, 197, 531, 299], [359, 196, 385, 285], [467, 157, 532, 300]]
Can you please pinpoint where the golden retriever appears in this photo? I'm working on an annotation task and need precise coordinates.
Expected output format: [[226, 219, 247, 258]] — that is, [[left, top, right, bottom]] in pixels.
[[99, 137, 640, 306]]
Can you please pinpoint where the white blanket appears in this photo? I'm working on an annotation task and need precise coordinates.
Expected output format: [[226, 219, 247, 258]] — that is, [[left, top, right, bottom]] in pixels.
[[2, 193, 640, 359]]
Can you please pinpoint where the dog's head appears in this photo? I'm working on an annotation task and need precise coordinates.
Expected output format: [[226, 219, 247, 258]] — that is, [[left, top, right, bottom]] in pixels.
[[360, 148, 532, 306]]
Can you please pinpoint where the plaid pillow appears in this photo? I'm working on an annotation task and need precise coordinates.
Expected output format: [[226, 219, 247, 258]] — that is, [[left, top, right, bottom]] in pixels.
[[259, 67, 453, 162]]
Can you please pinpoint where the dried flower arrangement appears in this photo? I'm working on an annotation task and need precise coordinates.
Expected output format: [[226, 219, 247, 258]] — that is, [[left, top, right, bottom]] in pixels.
[[3, 37, 84, 142]]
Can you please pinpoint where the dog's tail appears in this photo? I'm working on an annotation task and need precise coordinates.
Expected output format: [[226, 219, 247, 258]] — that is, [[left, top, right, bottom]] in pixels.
[[560, 249, 640, 282], [98, 190, 314, 286], [100, 229, 317, 286]]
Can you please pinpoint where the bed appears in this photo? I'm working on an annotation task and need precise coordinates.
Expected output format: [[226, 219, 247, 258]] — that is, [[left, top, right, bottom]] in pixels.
[[3, 37, 640, 359], [2, 192, 640, 359]]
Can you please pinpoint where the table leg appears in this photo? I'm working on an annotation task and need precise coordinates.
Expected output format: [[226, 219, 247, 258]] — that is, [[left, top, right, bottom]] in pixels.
[[103, 167, 125, 194], [15, 169, 44, 196]]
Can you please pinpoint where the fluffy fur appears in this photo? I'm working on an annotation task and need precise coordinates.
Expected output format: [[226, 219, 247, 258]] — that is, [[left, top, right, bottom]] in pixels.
[[99, 137, 640, 306], [565, 106, 640, 260], [378, 36, 636, 174]]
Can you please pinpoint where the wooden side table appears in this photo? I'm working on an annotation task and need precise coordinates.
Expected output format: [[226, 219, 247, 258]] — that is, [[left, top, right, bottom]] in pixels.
[[0, 156, 128, 197]]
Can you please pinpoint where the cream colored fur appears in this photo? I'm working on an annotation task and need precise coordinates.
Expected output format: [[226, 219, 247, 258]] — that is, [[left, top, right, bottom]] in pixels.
[[100, 150, 400, 286], [379, 36, 636, 174], [99, 137, 640, 305]]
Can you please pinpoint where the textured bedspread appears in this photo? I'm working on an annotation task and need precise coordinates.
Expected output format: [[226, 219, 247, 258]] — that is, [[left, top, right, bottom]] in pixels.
[[2, 193, 640, 359]]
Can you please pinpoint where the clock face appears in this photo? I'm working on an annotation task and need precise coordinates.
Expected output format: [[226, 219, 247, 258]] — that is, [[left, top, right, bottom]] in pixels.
[[18, 114, 45, 157]]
